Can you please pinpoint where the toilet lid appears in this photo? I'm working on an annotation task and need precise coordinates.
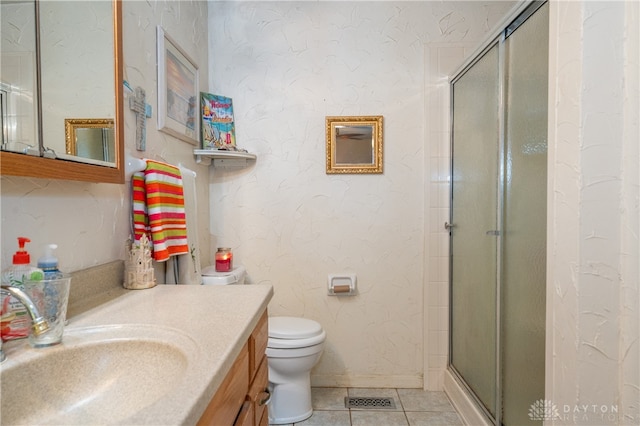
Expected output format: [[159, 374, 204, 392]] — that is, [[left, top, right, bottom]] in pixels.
[[268, 316, 323, 339], [200, 265, 246, 285], [267, 330, 326, 349]]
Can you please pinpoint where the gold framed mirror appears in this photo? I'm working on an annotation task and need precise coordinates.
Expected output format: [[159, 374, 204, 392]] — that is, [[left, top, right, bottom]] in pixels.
[[65, 118, 115, 164], [326, 116, 383, 174]]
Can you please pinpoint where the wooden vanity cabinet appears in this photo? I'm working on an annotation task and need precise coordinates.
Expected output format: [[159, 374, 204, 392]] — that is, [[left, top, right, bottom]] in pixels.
[[247, 340, 269, 425], [234, 400, 254, 426], [198, 310, 269, 426]]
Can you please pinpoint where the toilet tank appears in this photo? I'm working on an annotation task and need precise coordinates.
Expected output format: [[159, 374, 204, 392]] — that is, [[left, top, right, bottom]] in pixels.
[[201, 265, 246, 285]]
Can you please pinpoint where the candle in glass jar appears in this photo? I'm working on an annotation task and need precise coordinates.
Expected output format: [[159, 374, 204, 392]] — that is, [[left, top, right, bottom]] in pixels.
[[215, 248, 233, 272]]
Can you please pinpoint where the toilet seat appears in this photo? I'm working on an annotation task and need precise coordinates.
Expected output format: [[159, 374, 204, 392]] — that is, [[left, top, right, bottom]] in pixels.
[[268, 316, 326, 349]]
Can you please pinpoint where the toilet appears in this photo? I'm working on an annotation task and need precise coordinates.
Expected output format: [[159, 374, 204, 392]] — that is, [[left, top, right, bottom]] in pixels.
[[266, 316, 326, 424], [200, 265, 246, 285]]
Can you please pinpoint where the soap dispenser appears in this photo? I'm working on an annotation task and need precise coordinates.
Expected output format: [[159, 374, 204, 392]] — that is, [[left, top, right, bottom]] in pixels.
[[1, 237, 44, 341], [1, 237, 44, 286], [37, 244, 63, 279]]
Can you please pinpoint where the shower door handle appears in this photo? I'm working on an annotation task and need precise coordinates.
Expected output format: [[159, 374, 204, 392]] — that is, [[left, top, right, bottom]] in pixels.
[[486, 230, 501, 236], [444, 222, 455, 230]]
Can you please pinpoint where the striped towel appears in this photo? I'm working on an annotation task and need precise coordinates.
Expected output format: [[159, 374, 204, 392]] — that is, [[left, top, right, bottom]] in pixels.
[[132, 160, 189, 262]]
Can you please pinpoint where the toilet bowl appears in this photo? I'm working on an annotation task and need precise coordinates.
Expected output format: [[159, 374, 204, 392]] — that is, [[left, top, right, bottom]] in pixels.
[[266, 316, 326, 424]]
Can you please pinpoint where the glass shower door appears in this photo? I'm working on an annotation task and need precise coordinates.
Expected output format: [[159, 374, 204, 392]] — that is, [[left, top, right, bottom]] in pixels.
[[449, 42, 501, 419], [448, 2, 548, 424], [501, 3, 548, 424]]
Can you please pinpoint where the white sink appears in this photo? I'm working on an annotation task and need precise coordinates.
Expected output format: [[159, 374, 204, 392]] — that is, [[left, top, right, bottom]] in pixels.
[[1, 324, 199, 425], [0, 284, 273, 424]]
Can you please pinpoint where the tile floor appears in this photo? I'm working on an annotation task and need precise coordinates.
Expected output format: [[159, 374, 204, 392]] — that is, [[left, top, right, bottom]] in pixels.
[[271, 387, 463, 426]]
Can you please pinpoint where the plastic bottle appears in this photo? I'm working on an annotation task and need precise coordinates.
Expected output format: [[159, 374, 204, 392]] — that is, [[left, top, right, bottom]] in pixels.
[[1, 237, 44, 341], [38, 244, 64, 279], [37, 244, 64, 320]]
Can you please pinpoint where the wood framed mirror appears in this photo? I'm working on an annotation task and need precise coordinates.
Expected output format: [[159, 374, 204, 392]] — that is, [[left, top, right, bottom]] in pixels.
[[326, 116, 383, 174], [0, 0, 123, 184]]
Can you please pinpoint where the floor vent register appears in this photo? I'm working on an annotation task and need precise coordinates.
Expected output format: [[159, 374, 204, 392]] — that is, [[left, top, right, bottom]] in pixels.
[[345, 397, 397, 409]]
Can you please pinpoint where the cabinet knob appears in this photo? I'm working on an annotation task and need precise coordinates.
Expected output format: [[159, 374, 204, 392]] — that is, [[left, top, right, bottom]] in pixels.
[[259, 388, 271, 406]]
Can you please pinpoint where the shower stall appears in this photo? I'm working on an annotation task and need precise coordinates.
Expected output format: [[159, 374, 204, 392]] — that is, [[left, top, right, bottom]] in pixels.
[[447, 2, 548, 425]]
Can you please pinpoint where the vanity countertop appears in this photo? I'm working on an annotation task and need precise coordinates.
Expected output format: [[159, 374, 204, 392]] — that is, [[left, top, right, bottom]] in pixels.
[[1, 283, 274, 425]]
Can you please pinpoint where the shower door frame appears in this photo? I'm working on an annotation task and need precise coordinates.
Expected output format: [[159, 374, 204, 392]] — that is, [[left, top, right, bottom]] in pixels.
[[447, 34, 506, 426], [446, 1, 547, 425]]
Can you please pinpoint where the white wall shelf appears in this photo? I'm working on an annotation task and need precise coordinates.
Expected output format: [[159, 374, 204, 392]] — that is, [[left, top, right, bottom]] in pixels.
[[193, 149, 257, 168]]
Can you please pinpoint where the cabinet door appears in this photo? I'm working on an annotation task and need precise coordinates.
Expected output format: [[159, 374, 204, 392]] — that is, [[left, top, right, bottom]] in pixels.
[[249, 311, 268, 377], [258, 407, 268, 426], [234, 401, 254, 426], [198, 343, 250, 426], [248, 357, 269, 425]]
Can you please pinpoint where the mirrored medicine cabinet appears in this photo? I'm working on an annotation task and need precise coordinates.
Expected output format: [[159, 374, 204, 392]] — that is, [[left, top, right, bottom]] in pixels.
[[0, 0, 124, 184]]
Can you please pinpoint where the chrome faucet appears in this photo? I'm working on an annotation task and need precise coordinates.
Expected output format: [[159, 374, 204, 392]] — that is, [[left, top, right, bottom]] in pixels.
[[0, 285, 50, 362]]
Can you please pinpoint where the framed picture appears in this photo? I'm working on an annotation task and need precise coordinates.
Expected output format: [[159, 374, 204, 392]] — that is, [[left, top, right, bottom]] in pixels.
[[157, 26, 199, 145], [201, 93, 236, 150], [325, 116, 383, 174]]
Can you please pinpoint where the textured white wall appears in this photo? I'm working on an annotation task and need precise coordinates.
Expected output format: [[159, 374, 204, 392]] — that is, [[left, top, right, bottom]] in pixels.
[[547, 1, 639, 423], [207, 1, 513, 388], [1, 1, 211, 276]]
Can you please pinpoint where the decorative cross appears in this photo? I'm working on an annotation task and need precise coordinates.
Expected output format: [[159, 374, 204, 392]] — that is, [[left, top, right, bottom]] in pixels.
[[129, 86, 151, 151]]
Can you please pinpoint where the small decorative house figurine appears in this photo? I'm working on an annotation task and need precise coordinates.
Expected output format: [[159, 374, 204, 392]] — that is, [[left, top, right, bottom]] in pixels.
[[124, 234, 156, 289]]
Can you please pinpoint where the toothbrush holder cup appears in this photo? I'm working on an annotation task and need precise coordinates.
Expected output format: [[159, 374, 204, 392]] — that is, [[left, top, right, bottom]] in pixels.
[[23, 277, 71, 347]]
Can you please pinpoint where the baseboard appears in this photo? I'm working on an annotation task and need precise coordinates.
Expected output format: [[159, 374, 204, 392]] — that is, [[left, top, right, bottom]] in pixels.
[[311, 374, 423, 389], [443, 369, 492, 426]]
